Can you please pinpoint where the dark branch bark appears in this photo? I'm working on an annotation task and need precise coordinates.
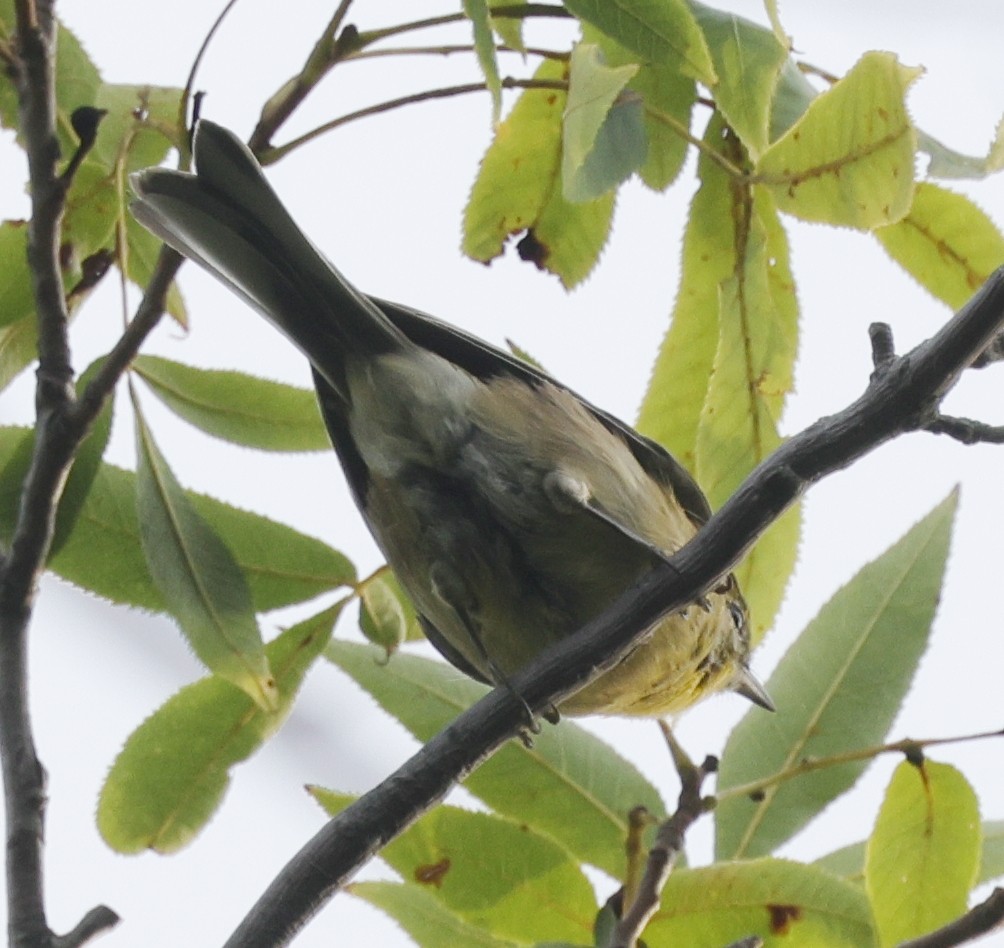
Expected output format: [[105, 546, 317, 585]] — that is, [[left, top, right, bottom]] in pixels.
[[0, 6, 178, 946], [2, 6, 73, 945], [223, 271, 1004, 945], [611, 728, 717, 947]]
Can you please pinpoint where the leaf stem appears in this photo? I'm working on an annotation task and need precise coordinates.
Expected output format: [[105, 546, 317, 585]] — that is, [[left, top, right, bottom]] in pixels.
[[179, 0, 246, 163], [716, 727, 1004, 803], [645, 103, 747, 179], [355, 3, 571, 46], [345, 42, 568, 63], [260, 76, 568, 164]]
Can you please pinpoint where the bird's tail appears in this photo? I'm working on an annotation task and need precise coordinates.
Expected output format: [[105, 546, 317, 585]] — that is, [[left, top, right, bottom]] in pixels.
[[131, 121, 407, 396]]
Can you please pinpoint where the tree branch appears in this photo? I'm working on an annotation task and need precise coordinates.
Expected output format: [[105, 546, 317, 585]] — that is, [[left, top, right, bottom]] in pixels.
[[925, 415, 1004, 444], [222, 270, 1004, 946], [72, 246, 183, 428], [260, 77, 569, 164], [0, 6, 175, 945], [2, 6, 73, 945], [611, 726, 717, 948]]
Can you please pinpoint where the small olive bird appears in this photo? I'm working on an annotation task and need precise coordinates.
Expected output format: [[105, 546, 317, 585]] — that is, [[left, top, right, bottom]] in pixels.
[[130, 121, 772, 717]]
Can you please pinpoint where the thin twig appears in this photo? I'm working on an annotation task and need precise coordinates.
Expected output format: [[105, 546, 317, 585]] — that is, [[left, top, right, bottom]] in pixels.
[[344, 42, 568, 63], [716, 727, 1004, 804], [223, 270, 1004, 946], [248, 2, 572, 154], [50, 906, 121, 948], [610, 725, 718, 948], [260, 76, 568, 164], [355, 3, 571, 46], [248, 0, 356, 153], [178, 0, 246, 162], [73, 246, 183, 427], [926, 415, 1004, 444], [646, 102, 746, 179], [897, 888, 1004, 948]]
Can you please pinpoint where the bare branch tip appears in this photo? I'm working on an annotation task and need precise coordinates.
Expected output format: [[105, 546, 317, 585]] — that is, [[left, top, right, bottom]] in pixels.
[[52, 905, 120, 948]]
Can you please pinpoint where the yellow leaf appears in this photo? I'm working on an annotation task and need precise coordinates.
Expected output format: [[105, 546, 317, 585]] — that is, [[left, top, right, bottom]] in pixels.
[[757, 51, 921, 229]]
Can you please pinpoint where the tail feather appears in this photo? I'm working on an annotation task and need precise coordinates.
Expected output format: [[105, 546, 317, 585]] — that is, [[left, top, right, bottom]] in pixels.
[[131, 122, 407, 397]]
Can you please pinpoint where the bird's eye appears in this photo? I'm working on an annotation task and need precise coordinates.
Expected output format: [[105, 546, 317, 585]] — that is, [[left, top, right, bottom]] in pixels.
[[728, 601, 745, 631]]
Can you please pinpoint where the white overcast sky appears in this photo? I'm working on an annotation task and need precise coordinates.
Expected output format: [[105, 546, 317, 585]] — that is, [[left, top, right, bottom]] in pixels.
[[2, 1, 1004, 945]]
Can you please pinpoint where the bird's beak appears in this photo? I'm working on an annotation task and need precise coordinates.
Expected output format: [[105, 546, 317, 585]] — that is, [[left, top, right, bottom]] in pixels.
[[733, 665, 775, 711]]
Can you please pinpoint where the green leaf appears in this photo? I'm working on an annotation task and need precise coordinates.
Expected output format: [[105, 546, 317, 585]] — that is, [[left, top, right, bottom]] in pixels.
[[0, 315, 41, 393], [688, 0, 789, 158], [695, 190, 799, 640], [813, 840, 867, 882], [97, 606, 338, 853], [133, 400, 277, 710], [0, 359, 113, 558], [0, 428, 32, 548], [919, 122, 1004, 180], [0, 222, 33, 329], [530, 185, 615, 289], [582, 24, 695, 193], [133, 355, 330, 452], [490, 0, 526, 55], [27, 451, 355, 613], [49, 357, 115, 557], [358, 571, 409, 654], [349, 881, 522, 948], [0, 220, 95, 393], [93, 84, 187, 322], [757, 51, 920, 229], [54, 83, 186, 323], [637, 115, 799, 639], [636, 115, 741, 470], [866, 760, 980, 946], [463, 57, 613, 288], [316, 794, 597, 944], [92, 83, 184, 171], [385, 805, 597, 944], [715, 492, 958, 860], [816, 818, 1004, 887], [0, 7, 102, 152], [874, 182, 1004, 309], [562, 43, 644, 203], [979, 819, 1004, 884], [644, 858, 876, 946], [464, 0, 502, 125], [326, 641, 665, 878], [631, 66, 695, 192], [769, 58, 817, 141], [563, 0, 715, 86]]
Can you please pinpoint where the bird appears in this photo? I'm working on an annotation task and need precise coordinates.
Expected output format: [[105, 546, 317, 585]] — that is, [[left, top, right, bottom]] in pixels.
[[130, 120, 772, 718]]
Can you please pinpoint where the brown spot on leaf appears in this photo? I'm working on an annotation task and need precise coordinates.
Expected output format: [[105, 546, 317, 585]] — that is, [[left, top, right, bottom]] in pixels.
[[414, 858, 451, 888], [767, 903, 802, 934], [516, 230, 549, 270]]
